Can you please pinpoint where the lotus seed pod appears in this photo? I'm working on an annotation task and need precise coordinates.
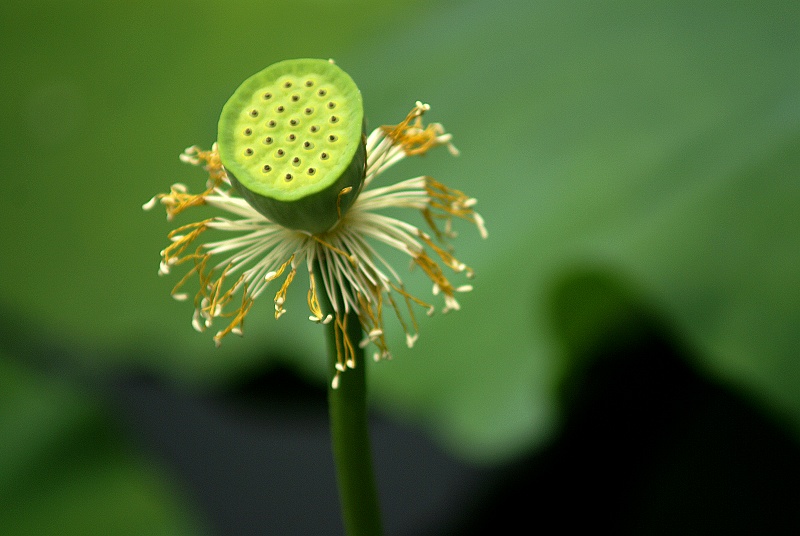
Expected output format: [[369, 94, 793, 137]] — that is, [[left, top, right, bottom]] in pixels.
[[217, 59, 366, 234]]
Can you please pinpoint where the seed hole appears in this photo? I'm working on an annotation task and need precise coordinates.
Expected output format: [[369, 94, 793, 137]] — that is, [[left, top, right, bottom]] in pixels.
[[285, 173, 293, 181], [307, 167, 316, 175], [244, 148, 254, 156], [244, 128, 252, 136], [263, 92, 272, 100], [310, 125, 319, 133], [289, 119, 299, 126], [276, 149, 285, 157], [264, 136, 273, 144], [249, 109, 259, 117], [318, 89, 327, 96], [287, 134, 296, 141], [304, 107, 313, 115], [327, 102, 336, 109], [276, 106, 285, 113], [291, 94, 300, 102], [284, 81, 292, 88], [320, 152, 329, 160], [263, 164, 272, 172], [268, 120, 277, 127], [330, 116, 339, 123], [292, 157, 301, 165], [305, 80, 314, 87], [303, 141, 313, 149], [328, 134, 338, 142]]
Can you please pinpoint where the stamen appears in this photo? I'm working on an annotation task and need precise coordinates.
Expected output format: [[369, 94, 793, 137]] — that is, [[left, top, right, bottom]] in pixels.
[[307, 272, 332, 323], [336, 186, 353, 221], [148, 100, 485, 366], [379, 102, 457, 157], [270, 256, 297, 319]]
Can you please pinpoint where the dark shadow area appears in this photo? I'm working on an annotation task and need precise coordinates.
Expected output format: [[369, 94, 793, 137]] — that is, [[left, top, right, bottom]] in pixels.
[[108, 362, 494, 535], [0, 308, 489, 536], [3, 281, 800, 535], [109, 364, 492, 536], [445, 271, 800, 535]]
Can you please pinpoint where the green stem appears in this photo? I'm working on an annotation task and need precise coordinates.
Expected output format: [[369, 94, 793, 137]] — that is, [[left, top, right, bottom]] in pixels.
[[315, 263, 384, 536]]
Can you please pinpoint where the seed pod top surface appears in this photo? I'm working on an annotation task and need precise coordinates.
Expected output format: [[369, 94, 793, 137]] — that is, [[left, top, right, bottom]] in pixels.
[[217, 59, 365, 233]]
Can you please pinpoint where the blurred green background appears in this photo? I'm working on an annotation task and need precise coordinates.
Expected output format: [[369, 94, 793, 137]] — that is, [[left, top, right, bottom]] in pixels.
[[2, 0, 798, 534]]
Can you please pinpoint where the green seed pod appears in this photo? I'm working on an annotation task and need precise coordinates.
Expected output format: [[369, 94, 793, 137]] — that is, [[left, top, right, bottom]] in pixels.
[[217, 59, 366, 234]]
